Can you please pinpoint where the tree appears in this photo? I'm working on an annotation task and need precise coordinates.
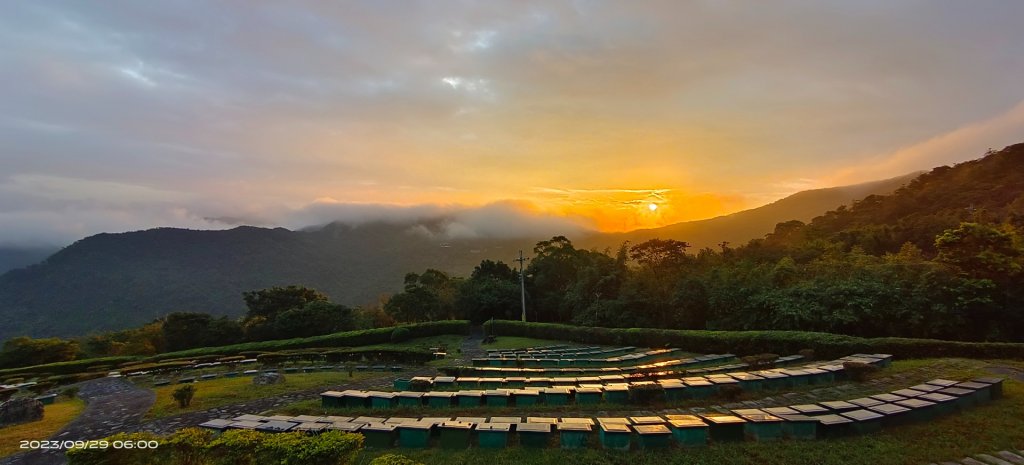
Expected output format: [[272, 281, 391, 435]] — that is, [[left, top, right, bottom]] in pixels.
[[0, 336, 79, 368], [273, 301, 354, 339], [242, 286, 329, 322]]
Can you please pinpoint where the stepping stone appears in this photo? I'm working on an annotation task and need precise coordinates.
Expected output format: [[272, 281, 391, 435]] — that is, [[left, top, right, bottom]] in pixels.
[[996, 451, 1024, 464], [975, 454, 1015, 465], [962, 459, 990, 465]]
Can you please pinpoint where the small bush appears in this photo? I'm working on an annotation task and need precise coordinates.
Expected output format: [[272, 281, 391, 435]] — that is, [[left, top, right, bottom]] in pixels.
[[628, 383, 665, 406], [843, 361, 879, 382], [409, 379, 432, 392], [391, 327, 411, 343], [172, 384, 197, 408], [62, 386, 80, 399], [718, 384, 743, 401], [371, 454, 425, 465], [166, 427, 215, 465], [0, 387, 16, 402], [67, 432, 167, 465], [798, 348, 816, 361], [28, 381, 56, 395], [740, 353, 778, 370]]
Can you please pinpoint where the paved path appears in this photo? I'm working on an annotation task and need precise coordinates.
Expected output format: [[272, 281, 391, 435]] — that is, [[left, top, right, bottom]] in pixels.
[[1, 377, 155, 465], [927, 447, 1024, 465]]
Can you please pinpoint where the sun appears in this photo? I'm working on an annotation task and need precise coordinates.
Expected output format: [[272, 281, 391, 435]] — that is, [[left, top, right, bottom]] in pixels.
[[648, 203, 658, 211]]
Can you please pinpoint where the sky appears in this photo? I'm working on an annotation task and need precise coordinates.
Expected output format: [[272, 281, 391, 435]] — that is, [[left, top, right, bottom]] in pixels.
[[2, 1, 1024, 246]]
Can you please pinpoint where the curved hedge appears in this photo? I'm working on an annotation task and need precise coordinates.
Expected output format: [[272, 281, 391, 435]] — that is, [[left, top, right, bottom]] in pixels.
[[147, 320, 470, 361], [0, 356, 139, 378], [483, 320, 1024, 360]]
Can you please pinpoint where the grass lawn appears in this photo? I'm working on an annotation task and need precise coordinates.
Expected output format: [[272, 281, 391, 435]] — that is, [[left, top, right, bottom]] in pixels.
[[481, 337, 583, 351], [353, 375, 1023, 465], [0, 397, 86, 458], [146, 371, 379, 418]]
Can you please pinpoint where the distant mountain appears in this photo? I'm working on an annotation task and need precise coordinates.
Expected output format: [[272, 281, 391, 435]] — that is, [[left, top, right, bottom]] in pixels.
[[0, 246, 61, 275], [583, 173, 920, 251], [0, 175, 920, 341]]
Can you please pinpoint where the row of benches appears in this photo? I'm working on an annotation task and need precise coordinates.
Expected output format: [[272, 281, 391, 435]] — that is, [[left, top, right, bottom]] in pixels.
[[202, 376, 1003, 450], [321, 355, 890, 409]]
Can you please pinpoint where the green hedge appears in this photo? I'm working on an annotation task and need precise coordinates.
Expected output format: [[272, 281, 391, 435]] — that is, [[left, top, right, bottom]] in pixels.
[[483, 320, 1024, 360], [146, 321, 470, 361], [66, 428, 363, 465], [0, 356, 139, 379]]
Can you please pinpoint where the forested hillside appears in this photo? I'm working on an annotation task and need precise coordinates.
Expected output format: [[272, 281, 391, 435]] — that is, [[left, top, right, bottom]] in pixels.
[[384, 144, 1024, 342]]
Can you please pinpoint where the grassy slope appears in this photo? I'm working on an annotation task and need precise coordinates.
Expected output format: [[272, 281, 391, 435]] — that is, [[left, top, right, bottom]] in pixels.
[[0, 398, 86, 458], [145, 371, 378, 419], [348, 359, 1023, 465]]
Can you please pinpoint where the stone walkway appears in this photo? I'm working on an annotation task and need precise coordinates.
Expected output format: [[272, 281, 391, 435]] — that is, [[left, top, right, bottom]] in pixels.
[[0, 377, 155, 465], [927, 448, 1024, 465]]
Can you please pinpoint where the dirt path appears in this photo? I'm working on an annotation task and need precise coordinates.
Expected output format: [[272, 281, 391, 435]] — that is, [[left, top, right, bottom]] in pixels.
[[0, 377, 155, 465]]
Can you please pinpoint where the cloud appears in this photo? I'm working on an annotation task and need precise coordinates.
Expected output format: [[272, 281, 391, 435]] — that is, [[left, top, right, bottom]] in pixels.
[[283, 199, 593, 240], [826, 99, 1024, 185]]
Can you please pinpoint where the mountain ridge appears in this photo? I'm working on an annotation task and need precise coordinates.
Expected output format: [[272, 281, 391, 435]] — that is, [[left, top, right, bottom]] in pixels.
[[0, 173, 920, 341]]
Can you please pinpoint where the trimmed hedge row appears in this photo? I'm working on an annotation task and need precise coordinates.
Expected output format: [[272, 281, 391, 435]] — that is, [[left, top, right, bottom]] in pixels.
[[147, 321, 470, 361], [0, 356, 139, 379], [483, 320, 1024, 360], [256, 348, 434, 365], [66, 428, 363, 465]]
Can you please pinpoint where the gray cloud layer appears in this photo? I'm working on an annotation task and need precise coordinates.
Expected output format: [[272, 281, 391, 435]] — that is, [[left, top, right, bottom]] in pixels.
[[2, 1, 1023, 246]]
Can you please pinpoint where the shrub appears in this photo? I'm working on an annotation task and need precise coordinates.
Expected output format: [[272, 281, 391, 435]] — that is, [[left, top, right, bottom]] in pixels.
[[391, 327, 411, 343], [741, 353, 779, 370], [718, 384, 743, 401], [409, 378, 432, 392], [166, 427, 215, 465], [42, 372, 106, 386], [843, 361, 879, 382], [798, 348, 816, 361], [256, 353, 289, 366], [28, 381, 56, 395], [628, 383, 665, 406], [0, 387, 16, 402], [208, 429, 363, 465], [173, 384, 196, 408], [62, 386, 80, 399], [371, 454, 425, 465], [67, 432, 167, 465]]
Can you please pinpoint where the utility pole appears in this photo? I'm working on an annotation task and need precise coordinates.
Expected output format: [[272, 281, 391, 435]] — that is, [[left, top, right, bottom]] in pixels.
[[515, 250, 529, 322]]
